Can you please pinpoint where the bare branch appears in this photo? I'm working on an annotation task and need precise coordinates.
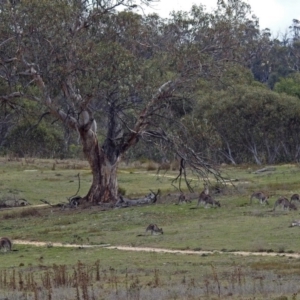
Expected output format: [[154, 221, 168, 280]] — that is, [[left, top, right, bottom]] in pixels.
[[22, 67, 79, 130], [0, 37, 14, 48], [120, 80, 178, 153], [0, 92, 22, 101], [1, 57, 17, 64]]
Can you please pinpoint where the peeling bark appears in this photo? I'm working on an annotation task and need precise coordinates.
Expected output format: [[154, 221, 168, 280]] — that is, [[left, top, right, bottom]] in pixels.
[[78, 119, 120, 204]]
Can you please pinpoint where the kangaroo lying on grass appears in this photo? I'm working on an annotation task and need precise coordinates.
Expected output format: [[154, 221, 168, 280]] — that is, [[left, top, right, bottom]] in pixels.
[[0, 237, 12, 252], [145, 224, 164, 235], [290, 220, 300, 227]]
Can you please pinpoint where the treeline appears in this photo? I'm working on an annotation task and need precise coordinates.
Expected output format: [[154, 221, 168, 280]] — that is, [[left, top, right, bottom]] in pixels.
[[1, 0, 300, 164], [193, 83, 300, 164]]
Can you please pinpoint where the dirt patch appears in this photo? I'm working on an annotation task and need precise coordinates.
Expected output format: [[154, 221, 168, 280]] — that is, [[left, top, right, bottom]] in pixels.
[[105, 246, 300, 258], [12, 240, 300, 258], [13, 240, 109, 248]]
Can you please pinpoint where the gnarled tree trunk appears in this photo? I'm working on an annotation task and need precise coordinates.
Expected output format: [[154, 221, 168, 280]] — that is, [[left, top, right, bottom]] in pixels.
[[79, 121, 120, 205]]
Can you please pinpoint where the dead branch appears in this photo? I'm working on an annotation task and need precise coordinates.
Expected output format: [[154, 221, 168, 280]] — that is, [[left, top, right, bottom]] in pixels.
[[40, 199, 54, 207], [115, 190, 160, 208], [253, 167, 276, 174]]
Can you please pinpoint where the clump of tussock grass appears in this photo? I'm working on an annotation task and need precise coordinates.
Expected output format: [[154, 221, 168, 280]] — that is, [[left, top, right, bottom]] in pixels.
[[146, 161, 158, 171], [251, 240, 270, 253], [2, 208, 40, 220], [170, 160, 180, 171], [118, 186, 126, 196], [250, 210, 270, 218], [158, 162, 171, 171], [1, 255, 300, 299]]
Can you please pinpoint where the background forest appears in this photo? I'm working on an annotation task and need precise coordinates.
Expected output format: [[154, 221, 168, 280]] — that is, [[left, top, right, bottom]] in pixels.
[[1, 0, 300, 166]]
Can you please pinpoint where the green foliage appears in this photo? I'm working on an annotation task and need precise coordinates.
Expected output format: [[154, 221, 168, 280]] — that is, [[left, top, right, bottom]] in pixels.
[[2, 0, 300, 176], [118, 186, 126, 195], [5, 122, 63, 158], [274, 72, 300, 99], [68, 144, 83, 159], [195, 84, 300, 164], [216, 64, 255, 89]]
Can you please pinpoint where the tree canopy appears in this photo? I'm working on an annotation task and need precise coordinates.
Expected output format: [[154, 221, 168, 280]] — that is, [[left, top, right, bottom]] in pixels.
[[1, 0, 300, 204]]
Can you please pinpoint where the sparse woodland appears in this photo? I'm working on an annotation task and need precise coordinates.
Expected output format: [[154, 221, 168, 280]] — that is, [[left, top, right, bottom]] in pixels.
[[2, 0, 300, 204], [3, 2, 300, 299]]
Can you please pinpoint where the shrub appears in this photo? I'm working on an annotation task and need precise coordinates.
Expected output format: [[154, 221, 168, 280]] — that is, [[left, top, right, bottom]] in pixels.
[[146, 161, 157, 171], [5, 122, 63, 158]]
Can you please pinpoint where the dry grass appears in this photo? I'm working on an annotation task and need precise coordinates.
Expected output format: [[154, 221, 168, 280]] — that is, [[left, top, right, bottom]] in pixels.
[[1, 258, 300, 300]]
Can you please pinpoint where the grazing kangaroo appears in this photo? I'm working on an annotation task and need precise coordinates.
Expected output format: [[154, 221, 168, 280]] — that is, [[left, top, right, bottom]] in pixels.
[[0, 237, 12, 252], [206, 196, 221, 207], [249, 192, 269, 205], [178, 192, 191, 204], [290, 193, 300, 203], [273, 197, 297, 211], [145, 224, 163, 235], [198, 194, 221, 207]]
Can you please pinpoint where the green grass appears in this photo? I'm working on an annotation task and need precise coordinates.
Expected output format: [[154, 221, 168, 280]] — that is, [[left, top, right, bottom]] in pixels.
[[2, 202, 299, 253], [1, 157, 300, 299]]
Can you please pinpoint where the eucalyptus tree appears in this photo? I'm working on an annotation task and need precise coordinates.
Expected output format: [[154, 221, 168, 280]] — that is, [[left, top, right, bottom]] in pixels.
[[274, 72, 300, 99], [197, 83, 300, 164], [0, 0, 260, 204], [260, 20, 300, 89]]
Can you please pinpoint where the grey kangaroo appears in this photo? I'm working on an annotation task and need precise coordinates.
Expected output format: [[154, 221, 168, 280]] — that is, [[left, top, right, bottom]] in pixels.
[[178, 192, 191, 204], [290, 193, 300, 203], [250, 191, 269, 205], [146, 224, 164, 235], [0, 237, 12, 252], [273, 197, 297, 211]]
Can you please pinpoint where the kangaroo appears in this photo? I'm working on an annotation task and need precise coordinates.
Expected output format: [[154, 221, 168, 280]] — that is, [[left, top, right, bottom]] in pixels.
[[178, 192, 191, 204], [250, 191, 269, 205], [290, 193, 300, 203], [145, 224, 163, 235], [198, 194, 221, 207], [0, 237, 12, 252], [205, 196, 221, 207], [197, 183, 210, 206], [290, 220, 300, 227], [273, 197, 297, 211]]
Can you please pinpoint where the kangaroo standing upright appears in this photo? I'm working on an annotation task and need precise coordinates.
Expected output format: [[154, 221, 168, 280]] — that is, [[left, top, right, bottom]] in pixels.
[[197, 183, 209, 206]]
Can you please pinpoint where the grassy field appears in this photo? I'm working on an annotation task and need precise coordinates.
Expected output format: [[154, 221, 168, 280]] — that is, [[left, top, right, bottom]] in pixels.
[[1, 157, 300, 299]]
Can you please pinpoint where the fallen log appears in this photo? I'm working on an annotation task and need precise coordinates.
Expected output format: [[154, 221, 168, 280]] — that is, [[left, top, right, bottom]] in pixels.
[[253, 167, 276, 174], [0, 198, 31, 208], [115, 190, 160, 208]]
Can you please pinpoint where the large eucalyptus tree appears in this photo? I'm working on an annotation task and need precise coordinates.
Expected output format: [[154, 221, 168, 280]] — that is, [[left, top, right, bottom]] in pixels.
[[0, 0, 259, 204]]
